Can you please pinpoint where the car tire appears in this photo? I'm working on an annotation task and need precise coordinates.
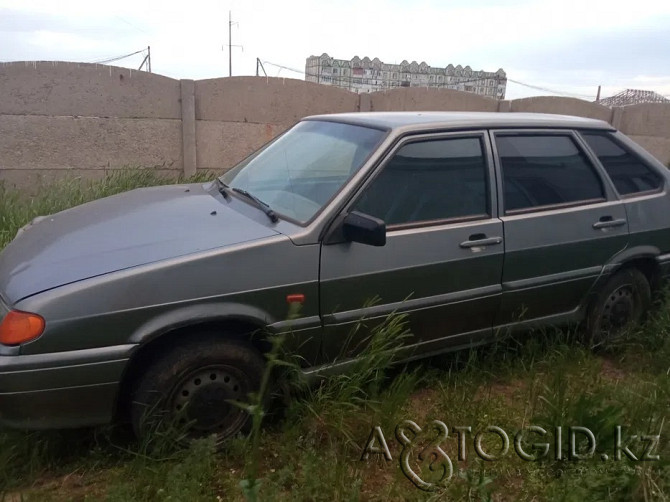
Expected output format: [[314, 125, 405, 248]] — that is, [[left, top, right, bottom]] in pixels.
[[585, 268, 651, 347], [130, 334, 265, 444]]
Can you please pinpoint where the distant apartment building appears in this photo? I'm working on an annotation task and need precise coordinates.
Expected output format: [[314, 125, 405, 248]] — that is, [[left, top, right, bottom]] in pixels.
[[305, 53, 507, 98]]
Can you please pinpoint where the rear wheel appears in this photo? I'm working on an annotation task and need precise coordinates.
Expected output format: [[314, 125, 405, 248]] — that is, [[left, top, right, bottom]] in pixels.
[[130, 335, 265, 443], [585, 269, 651, 347]]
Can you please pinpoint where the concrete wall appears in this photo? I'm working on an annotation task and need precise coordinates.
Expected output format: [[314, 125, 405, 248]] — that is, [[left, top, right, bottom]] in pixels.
[[617, 103, 670, 166], [193, 77, 358, 172], [0, 61, 181, 118], [363, 87, 499, 112], [508, 96, 613, 122], [0, 62, 183, 188], [1, 61, 669, 190]]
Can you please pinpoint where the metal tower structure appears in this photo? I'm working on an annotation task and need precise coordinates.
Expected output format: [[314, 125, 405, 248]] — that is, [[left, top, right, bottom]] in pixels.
[[598, 89, 669, 107]]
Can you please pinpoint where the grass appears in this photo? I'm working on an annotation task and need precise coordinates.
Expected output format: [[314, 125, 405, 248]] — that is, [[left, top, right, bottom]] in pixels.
[[0, 170, 669, 501], [0, 169, 213, 250]]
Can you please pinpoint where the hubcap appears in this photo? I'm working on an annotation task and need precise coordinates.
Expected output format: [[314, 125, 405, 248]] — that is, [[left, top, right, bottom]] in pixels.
[[601, 285, 635, 334], [171, 366, 247, 434]]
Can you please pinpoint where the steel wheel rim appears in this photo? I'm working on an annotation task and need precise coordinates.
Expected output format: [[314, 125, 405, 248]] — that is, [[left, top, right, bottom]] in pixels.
[[170, 365, 249, 436], [601, 284, 636, 334]]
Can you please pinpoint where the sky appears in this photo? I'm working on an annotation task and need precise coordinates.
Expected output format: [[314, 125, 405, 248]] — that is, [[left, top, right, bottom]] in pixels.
[[1, 0, 669, 101]]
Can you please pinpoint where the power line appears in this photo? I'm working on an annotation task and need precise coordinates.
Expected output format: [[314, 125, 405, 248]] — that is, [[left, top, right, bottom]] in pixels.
[[89, 48, 147, 65], [261, 59, 607, 101], [263, 61, 304, 75], [507, 78, 595, 99], [281, 58, 598, 100], [114, 16, 152, 37]]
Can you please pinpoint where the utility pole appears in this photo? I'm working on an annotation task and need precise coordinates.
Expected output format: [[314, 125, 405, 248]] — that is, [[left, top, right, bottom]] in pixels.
[[256, 58, 267, 77], [138, 46, 152, 72], [225, 11, 242, 77], [596, 85, 601, 103]]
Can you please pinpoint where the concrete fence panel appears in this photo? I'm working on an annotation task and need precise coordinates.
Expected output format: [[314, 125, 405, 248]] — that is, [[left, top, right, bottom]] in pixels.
[[627, 136, 670, 166], [0, 115, 182, 169], [196, 121, 292, 172], [618, 103, 670, 138], [0, 61, 181, 119], [2, 62, 670, 190], [194, 77, 359, 123], [368, 87, 499, 112], [618, 104, 670, 165], [509, 96, 613, 122]]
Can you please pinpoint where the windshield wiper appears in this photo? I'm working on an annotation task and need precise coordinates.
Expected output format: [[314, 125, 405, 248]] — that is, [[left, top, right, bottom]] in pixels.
[[231, 187, 279, 223], [215, 178, 230, 199]]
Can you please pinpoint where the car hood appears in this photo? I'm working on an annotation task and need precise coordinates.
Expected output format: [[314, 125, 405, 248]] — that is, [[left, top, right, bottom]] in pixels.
[[0, 183, 279, 303]]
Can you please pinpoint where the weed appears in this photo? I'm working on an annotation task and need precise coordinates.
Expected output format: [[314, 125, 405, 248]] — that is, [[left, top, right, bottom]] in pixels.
[[0, 173, 669, 501]]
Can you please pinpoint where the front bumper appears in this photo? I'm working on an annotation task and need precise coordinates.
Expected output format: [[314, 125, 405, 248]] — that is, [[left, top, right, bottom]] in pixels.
[[0, 344, 134, 429]]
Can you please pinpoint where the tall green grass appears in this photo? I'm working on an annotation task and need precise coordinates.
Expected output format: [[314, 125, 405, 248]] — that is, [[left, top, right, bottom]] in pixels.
[[0, 171, 668, 501], [0, 169, 213, 250]]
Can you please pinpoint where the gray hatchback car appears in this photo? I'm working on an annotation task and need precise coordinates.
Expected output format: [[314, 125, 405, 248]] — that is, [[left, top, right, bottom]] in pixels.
[[1, 112, 669, 440]]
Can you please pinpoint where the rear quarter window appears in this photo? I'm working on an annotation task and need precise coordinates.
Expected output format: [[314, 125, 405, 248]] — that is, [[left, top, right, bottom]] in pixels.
[[581, 132, 663, 196]]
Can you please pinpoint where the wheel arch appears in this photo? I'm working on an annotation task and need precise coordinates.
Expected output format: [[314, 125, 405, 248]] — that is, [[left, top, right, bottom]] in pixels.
[[582, 247, 662, 321], [606, 246, 663, 292], [114, 304, 274, 422]]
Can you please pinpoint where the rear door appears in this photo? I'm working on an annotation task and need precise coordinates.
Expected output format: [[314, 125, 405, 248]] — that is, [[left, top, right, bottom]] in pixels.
[[580, 131, 670, 260], [319, 132, 504, 363], [492, 130, 629, 327]]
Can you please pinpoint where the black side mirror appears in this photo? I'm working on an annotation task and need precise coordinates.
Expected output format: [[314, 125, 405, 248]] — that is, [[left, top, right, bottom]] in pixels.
[[342, 211, 386, 246]]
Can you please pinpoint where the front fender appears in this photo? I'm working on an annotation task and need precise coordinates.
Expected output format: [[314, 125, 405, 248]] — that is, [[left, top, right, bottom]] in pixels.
[[128, 302, 273, 345]]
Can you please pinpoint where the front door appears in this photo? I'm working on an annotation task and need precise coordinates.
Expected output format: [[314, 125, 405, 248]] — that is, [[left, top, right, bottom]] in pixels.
[[319, 132, 504, 364]]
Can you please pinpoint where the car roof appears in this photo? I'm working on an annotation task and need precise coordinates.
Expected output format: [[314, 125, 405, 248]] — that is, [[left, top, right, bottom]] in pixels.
[[304, 111, 614, 132]]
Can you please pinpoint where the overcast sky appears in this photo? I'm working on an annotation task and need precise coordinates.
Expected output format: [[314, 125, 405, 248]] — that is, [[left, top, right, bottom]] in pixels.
[[1, 0, 669, 100]]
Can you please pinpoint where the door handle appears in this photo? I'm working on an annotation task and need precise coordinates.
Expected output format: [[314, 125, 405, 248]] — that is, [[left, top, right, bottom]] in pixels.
[[593, 216, 627, 229], [460, 234, 503, 248]]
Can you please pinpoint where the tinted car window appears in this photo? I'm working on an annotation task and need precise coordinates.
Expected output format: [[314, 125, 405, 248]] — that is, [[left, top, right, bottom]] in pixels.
[[221, 120, 385, 223], [353, 137, 488, 226], [581, 132, 663, 196], [496, 135, 605, 213]]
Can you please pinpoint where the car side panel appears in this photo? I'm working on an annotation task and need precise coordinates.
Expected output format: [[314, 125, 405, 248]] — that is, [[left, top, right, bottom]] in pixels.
[[497, 201, 629, 324], [319, 219, 504, 363], [16, 237, 323, 365], [583, 131, 670, 281]]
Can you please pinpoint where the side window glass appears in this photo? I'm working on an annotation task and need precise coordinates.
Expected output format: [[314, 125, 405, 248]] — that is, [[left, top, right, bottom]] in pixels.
[[496, 135, 605, 213], [581, 132, 663, 196], [353, 137, 489, 226]]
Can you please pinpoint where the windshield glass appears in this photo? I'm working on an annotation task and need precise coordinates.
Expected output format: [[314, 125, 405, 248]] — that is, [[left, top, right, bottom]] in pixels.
[[220, 120, 386, 223]]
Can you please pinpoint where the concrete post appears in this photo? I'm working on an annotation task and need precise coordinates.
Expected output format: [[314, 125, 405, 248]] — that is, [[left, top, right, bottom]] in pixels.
[[359, 93, 372, 112], [498, 100, 512, 112], [180, 79, 197, 177], [610, 106, 624, 129]]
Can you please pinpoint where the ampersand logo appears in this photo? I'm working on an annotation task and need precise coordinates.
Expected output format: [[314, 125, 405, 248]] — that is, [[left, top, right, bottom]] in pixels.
[[395, 420, 453, 491]]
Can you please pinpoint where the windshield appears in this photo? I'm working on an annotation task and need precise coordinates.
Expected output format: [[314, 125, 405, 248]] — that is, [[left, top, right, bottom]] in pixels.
[[220, 120, 386, 223]]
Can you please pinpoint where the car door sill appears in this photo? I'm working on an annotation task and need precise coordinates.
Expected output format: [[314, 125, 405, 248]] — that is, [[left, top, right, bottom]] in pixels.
[[301, 327, 493, 381], [321, 285, 502, 325]]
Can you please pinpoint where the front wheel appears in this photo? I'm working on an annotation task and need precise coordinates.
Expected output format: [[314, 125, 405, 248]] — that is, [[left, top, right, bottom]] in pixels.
[[130, 335, 265, 443], [585, 269, 651, 347]]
